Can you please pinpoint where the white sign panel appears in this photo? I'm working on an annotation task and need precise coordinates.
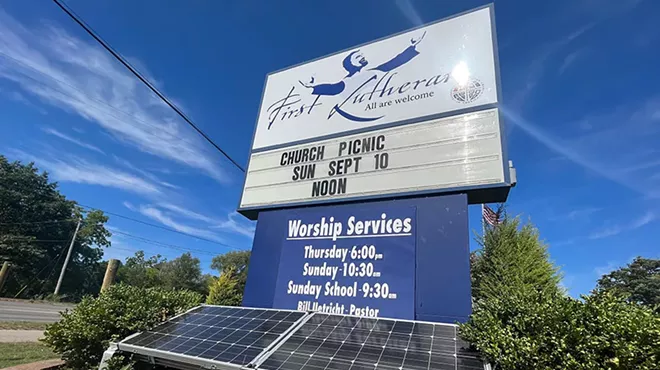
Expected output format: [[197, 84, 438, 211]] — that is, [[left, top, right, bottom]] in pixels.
[[240, 109, 505, 210], [252, 6, 498, 151]]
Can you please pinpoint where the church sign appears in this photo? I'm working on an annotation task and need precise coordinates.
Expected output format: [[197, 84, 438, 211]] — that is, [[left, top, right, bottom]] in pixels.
[[239, 5, 510, 219]]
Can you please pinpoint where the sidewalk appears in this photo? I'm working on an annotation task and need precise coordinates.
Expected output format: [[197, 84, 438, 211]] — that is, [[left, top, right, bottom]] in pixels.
[[2, 359, 64, 370], [0, 330, 43, 343]]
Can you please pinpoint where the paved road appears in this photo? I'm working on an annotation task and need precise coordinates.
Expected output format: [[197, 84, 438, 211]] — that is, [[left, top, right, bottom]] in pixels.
[[0, 300, 73, 323]]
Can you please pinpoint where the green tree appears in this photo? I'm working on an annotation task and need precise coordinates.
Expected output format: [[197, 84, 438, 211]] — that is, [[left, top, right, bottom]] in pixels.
[[211, 250, 251, 282], [116, 250, 165, 288], [471, 215, 561, 302], [159, 252, 205, 293], [595, 256, 659, 309], [0, 156, 110, 300], [463, 210, 659, 369], [116, 251, 210, 296], [206, 267, 243, 306], [210, 250, 251, 301]]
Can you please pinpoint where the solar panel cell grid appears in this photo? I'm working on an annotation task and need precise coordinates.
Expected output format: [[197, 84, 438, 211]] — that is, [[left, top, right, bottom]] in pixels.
[[116, 307, 483, 370], [256, 313, 482, 370], [121, 306, 305, 366]]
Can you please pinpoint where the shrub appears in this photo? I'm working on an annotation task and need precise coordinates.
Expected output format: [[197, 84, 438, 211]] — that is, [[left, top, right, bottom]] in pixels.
[[206, 267, 243, 306], [41, 284, 202, 369], [471, 217, 561, 301], [460, 290, 660, 369]]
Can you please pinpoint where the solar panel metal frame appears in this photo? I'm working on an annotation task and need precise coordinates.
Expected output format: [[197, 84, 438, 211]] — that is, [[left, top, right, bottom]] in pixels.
[[115, 305, 308, 370], [250, 310, 317, 367], [252, 311, 486, 370]]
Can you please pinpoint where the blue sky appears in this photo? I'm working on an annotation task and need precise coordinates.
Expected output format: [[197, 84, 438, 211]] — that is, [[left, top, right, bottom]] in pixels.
[[0, 0, 658, 297]]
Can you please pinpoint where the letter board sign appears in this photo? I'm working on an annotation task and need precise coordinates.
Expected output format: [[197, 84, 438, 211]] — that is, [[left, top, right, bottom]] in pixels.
[[239, 5, 511, 219], [240, 108, 507, 213]]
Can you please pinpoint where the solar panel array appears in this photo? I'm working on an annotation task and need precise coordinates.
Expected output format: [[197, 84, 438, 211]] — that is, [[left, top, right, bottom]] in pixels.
[[257, 313, 483, 370], [120, 306, 304, 366], [116, 306, 485, 370]]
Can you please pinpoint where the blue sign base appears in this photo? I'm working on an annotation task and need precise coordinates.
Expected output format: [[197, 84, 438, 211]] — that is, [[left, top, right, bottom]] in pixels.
[[242, 194, 471, 324]]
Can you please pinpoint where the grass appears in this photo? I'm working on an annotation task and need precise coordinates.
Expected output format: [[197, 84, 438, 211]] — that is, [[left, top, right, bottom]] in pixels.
[[0, 342, 58, 368], [0, 321, 50, 330]]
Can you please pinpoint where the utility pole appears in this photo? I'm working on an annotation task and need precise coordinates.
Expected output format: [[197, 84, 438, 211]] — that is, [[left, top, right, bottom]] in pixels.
[[101, 259, 120, 292], [0, 262, 11, 294], [54, 219, 82, 296]]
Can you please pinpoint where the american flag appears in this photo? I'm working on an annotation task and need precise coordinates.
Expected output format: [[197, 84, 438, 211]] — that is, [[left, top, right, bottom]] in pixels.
[[482, 204, 501, 226]]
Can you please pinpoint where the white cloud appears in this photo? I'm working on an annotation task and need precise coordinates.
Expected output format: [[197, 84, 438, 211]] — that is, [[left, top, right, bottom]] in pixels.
[[158, 202, 217, 224], [10, 149, 162, 196], [0, 88, 48, 114], [593, 255, 639, 277], [629, 211, 655, 229], [557, 49, 585, 75], [588, 225, 624, 240], [551, 239, 576, 247], [104, 232, 136, 262], [593, 261, 622, 277], [572, 0, 646, 19], [211, 212, 256, 238], [589, 211, 655, 240], [160, 181, 179, 189], [509, 0, 645, 110], [4, 89, 28, 103], [42, 127, 105, 154], [0, 9, 228, 183], [395, 0, 423, 26], [559, 274, 575, 293], [113, 156, 181, 190], [507, 20, 597, 110], [501, 96, 660, 199], [136, 204, 226, 242], [566, 207, 602, 221], [105, 226, 165, 262], [157, 202, 256, 238], [621, 159, 660, 173]]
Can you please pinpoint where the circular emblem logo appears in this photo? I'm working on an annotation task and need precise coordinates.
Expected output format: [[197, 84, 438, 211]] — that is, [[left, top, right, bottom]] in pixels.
[[451, 78, 484, 104]]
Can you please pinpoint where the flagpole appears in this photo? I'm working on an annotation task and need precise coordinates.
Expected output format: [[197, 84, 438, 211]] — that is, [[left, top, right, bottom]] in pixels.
[[481, 204, 486, 236]]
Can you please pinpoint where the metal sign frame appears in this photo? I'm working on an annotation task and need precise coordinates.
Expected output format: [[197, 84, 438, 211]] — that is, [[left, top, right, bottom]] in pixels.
[[238, 3, 508, 220]]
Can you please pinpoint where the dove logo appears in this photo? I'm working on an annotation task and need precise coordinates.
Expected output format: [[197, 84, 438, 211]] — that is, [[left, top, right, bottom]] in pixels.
[[266, 31, 452, 130]]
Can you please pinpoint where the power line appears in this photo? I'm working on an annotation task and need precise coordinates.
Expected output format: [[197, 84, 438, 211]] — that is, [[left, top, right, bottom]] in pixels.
[[110, 230, 217, 256], [51, 0, 245, 173], [0, 51, 219, 160], [1, 204, 247, 252], [43, 242, 70, 295], [109, 245, 214, 260], [0, 219, 78, 226], [9, 224, 77, 297], [1, 238, 69, 243], [13, 250, 64, 298], [78, 204, 242, 250]]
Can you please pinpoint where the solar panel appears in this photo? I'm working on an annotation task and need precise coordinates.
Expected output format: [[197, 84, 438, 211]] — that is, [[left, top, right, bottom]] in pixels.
[[255, 313, 484, 370], [117, 305, 306, 368], [112, 308, 485, 370]]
